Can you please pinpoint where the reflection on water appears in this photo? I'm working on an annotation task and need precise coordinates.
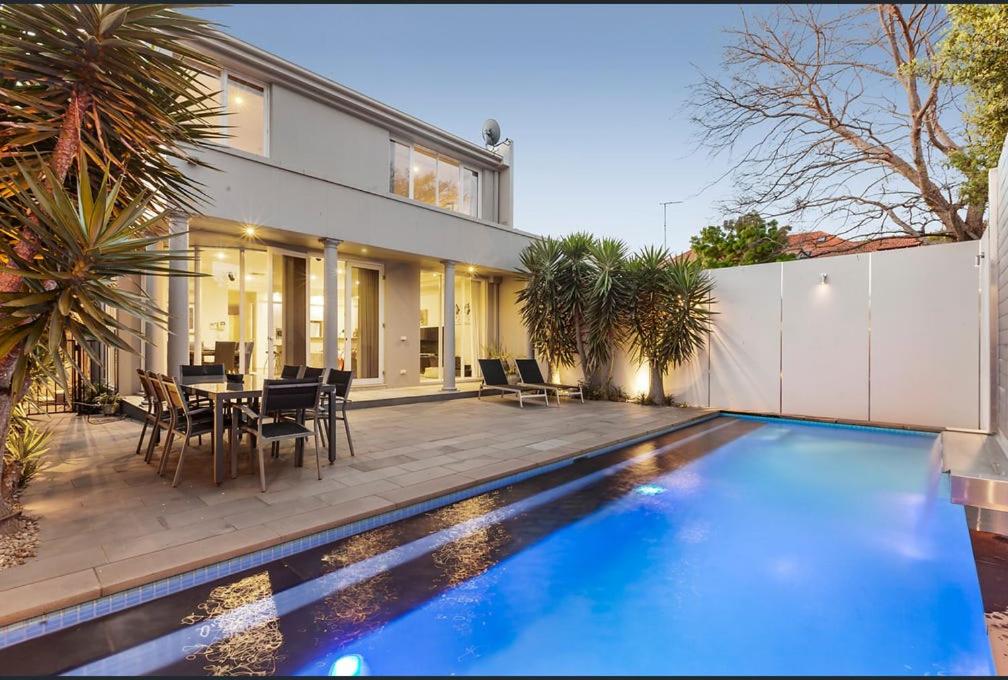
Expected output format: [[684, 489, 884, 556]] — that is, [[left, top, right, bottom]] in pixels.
[[180, 572, 283, 676], [429, 496, 510, 639], [430, 495, 509, 589], [314, 527, 398, 641]]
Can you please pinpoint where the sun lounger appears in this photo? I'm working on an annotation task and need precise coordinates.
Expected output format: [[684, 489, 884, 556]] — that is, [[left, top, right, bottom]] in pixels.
[[515, 358, 584, 405], [477, 358, 549, 408]]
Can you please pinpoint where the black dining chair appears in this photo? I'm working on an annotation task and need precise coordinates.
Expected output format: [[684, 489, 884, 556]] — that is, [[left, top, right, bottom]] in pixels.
[[231, 378, 323, 492], [305, 369, 355, 458], [280, 364, 304, 379], [301, 366, 325, 380]]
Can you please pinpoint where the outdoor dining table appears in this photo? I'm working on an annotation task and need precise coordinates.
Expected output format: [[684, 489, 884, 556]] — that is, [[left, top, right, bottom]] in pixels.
[[179, 375, 342, 484]]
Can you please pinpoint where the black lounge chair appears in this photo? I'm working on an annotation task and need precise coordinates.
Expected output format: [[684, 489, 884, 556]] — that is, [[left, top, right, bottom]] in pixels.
[[515, 358, 584, 405], [477, 358, 549, 408]]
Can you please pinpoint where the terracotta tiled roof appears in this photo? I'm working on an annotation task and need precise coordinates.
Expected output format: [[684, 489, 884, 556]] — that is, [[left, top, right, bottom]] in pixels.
[[784, 231, 924, 258], [681, 230, 924, 262]]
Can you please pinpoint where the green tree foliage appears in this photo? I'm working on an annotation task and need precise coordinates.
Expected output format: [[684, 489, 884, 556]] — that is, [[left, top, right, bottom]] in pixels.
[[518, 236, 712, 403], [517, 233, 631, 386], [940, 4, 1008, 207], [688, 213, 795, 269], [626, 249, 715, 405], [0, 4, 222, 510]]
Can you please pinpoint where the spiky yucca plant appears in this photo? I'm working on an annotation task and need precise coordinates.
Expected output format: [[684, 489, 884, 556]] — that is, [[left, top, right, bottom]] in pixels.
[[0, 155, 191, 394], [516, 237, 576, 375], [0, 4, 222, 512], [627, 248, 715, 404]]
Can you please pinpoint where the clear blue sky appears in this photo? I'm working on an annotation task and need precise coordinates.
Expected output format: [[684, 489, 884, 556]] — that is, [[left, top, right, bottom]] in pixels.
[[195, 4, 750, 253]]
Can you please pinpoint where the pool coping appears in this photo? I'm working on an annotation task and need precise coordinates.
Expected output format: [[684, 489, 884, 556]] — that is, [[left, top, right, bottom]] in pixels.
[[0, 410, 723, 649]]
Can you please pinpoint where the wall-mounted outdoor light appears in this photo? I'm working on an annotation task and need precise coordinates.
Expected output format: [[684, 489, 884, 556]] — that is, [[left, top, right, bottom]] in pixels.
[[820, 273, 829, 285]]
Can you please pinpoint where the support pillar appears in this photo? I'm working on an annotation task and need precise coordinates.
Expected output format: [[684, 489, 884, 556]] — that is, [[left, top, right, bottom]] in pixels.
[[442, 260, 457, 391], [166, 211, 190, 379], [321, 238, 342, 370]]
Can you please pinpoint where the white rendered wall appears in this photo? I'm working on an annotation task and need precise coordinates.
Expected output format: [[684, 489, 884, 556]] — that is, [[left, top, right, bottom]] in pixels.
[[780, 255, 870, 422], [582, 241, 986, 430], [869, 241, 981, 429], [708, 263, 782, 414]]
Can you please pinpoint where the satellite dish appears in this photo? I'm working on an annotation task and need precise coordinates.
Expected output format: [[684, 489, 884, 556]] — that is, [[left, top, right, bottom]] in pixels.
[[482, 118, 501, 147]]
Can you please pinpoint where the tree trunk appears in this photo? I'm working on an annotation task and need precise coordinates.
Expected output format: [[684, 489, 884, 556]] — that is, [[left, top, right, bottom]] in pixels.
[[648, 361, 665, 406], [0, 88, 86, 516]]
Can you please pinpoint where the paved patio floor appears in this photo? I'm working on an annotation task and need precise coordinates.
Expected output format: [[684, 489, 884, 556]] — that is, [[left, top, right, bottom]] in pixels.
[[0, 397, 713, 626]]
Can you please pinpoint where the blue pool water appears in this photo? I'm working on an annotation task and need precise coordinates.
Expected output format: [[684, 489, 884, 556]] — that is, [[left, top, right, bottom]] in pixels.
[[33, 417, 993, 675], [297, 420, 992, 676]]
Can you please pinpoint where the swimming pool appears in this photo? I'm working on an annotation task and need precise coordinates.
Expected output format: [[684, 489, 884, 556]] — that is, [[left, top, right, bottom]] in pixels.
[[1, 416, 994, 675]]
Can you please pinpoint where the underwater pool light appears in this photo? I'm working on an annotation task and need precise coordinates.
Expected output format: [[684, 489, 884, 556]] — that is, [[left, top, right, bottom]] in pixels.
[[330, 654, 365, 676], [635, 483, 667, 496]]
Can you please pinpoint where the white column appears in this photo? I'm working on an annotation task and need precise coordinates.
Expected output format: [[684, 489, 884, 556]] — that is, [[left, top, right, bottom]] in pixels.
[[442, 260, 457, 391], [321, 238, 342, 370], [166, 211, 190, 378]]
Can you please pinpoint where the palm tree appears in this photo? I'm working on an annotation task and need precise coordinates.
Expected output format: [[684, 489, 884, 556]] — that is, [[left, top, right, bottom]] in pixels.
[[516, 237, 576, 375], [627, 248, 715, 404], [0, 4, 223, 510], [584, 237, 630, 386]]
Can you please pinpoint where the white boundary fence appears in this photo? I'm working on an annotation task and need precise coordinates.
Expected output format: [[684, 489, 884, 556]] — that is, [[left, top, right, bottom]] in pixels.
[[561, 239, 991, 431]]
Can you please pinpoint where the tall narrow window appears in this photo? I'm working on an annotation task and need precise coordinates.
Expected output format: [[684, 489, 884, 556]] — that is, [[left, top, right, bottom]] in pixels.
[[191, 69, 222, 130], [390, 141, 410, 197], [413, 146, 437, 205], [437, 155, 460, 211], [227, 76, 266, 156], [462, 168, 478, 217]]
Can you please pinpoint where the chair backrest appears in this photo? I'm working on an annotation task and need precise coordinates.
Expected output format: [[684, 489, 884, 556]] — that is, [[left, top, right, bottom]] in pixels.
[[147, 372, 167, 403], [136, 369, 154, 399], [179, 364, 204, 378], [213, 342, 238, 372], [302, 366, 325, 380], [515, 358, 546, 385], [262, 378, 320, 414], [280, 364, 304, 379], [478, 359, 509, 386], [159, 374, 187, 412], [202, 363, 225, 378], [327, 370, 353, 399]]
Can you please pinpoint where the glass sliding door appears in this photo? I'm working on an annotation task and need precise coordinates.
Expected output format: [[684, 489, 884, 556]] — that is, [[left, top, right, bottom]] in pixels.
[[347, 263, 382, 382], [267, 248, 309, 378], [419, 269, 443, 381], [419, 270, 487, 381], [243, 250, 269, 375], [454, 276, 487, 379], [309, 256, 325, 368], [193, 249, 241, 370]]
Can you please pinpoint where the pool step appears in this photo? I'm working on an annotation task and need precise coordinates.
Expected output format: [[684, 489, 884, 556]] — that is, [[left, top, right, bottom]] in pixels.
[[943, 430, 1008, 513]]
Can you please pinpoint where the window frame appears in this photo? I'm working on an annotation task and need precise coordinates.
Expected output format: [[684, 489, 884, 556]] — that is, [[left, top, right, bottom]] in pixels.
[[196, 66, 270, 158], [389, 138, 480, 219]]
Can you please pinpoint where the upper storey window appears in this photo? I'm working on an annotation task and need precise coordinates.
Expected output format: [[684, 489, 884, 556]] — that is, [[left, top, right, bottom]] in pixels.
[[194, 68, 269, 157], [390, 141, 478, 218]]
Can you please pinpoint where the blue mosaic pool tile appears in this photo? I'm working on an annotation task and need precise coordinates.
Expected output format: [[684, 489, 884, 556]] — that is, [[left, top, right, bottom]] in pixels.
[[0, 413, 718, 651]]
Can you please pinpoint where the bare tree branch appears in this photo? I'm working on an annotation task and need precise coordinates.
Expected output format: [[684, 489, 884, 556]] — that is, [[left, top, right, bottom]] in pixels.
[[690, 4, 985, 242]]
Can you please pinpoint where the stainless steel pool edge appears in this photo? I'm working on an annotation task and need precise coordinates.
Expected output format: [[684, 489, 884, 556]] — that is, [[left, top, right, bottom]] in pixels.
[[965, 505, 1008, 536], [0, 411, 723, 651]]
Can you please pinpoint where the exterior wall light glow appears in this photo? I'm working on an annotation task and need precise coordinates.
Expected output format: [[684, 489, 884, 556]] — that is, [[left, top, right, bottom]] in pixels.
[[820, 273, 829, 285], [242, 225, 257, 238]]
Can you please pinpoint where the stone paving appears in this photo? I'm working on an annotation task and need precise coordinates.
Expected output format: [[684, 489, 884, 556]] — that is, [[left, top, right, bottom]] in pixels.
[[0, 397, 713, 625]]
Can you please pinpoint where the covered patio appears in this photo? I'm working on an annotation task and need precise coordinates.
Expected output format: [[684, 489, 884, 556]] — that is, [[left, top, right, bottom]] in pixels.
[[0, 398, 712, 627]]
